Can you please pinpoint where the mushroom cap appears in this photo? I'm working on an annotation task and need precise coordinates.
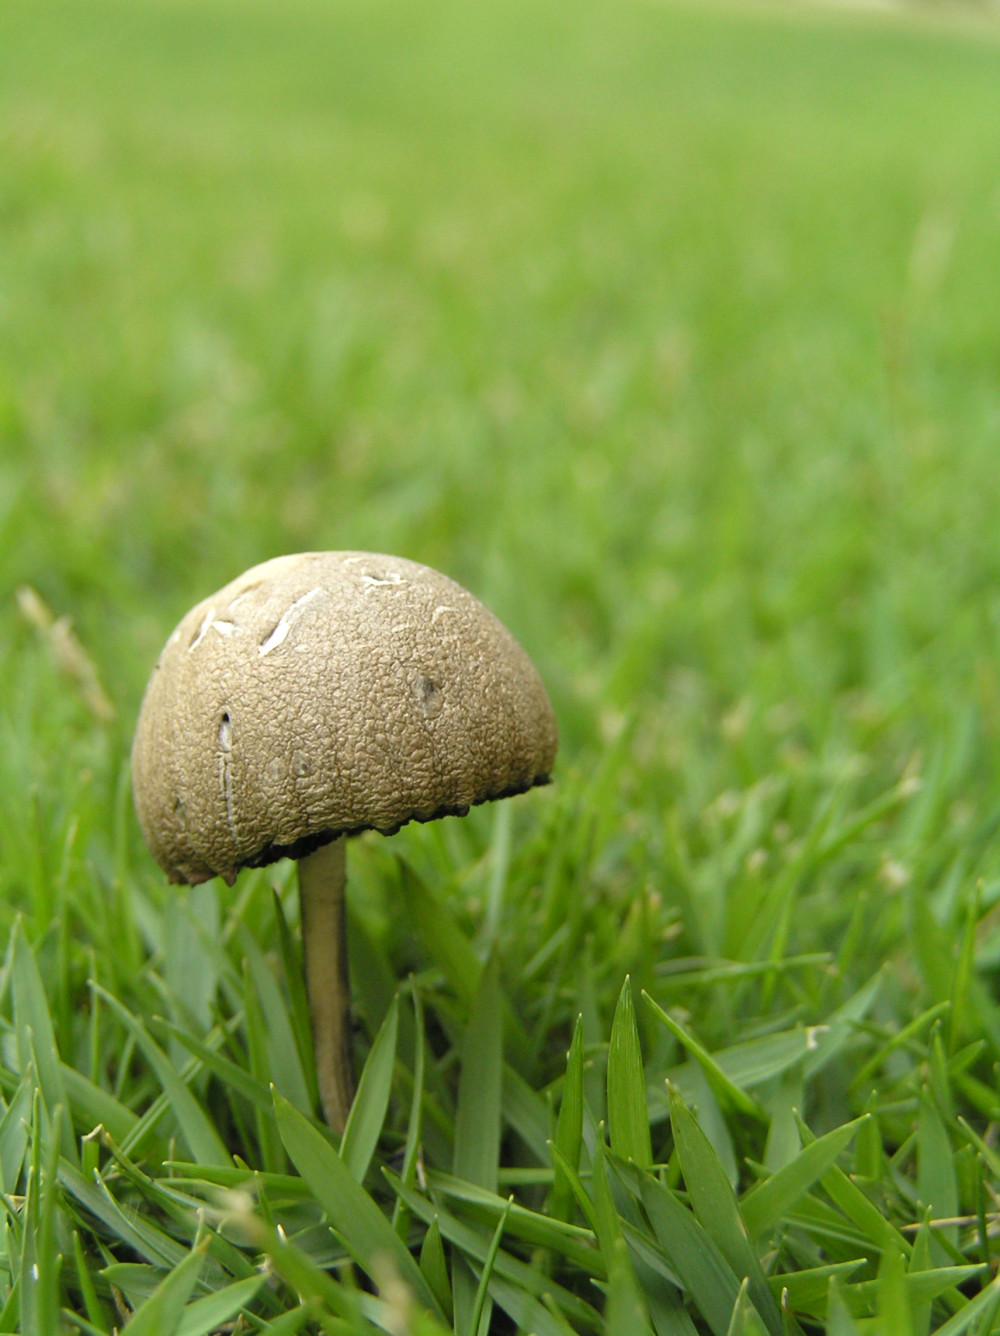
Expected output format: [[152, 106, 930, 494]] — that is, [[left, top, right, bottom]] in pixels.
[[132, 551, 558, 886]]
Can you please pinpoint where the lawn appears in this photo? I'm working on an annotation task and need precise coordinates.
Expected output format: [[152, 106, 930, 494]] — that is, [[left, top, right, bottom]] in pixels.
[[4, 0, 1000, 1329]]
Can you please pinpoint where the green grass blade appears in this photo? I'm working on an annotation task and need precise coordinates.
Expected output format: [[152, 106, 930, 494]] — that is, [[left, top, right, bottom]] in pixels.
[[20, 1093, 60, 1336], [644, 991, 764, 1121], [121, 1241, 206, 1336], [453, 953, 503, 1192], [740, 1116, 869, 1239], [826, 1278, 860, 1336], [385, 1170, 602, 1330], [726, 1279, 770, 1336], [273, 1086, 443, 1319], [606, 1235, 655, 1336], [917, 1089, 957, 1254], [675, 1029, 815, 1095], [425, 1171, 598, 1269], [468, 1195, 512, 1336], [174, 1275, 266, 1336], [255, 1307, 321, 1335], [401, 861, 481, 1005], [153, 1017, 273, 1114], [238, 924, 311, 1114], [242, 1219, 356, 1321], [242, 956, 287, 1172], [452, 952, 504, 1336], [668, 1085, 781, 1335], [11, 919, 76, 1163], [419, 1218, 453, 1325], [503, 1063, 552, 1164], [875, 1246, 912, 1336], [340, 992, 398, 1184], [90, 985, 229, 1167], [552, 1015, 585, 1221], [631, 1162, 743, 1336], [931, 1275, 1000, 1336], [608, 979, 652, 1168], [58, 1159, 188, 1268], [802, 972, 884, 1079], [272, 888, 320, 1111], [548, 1141, 601, 1237], [72, 1229, 110, 1331], [0, 1077, 32, 1194], [488, 1276, 593, 1336], [393, 986, 426, 1240], [62, 1064, 140, 1144]]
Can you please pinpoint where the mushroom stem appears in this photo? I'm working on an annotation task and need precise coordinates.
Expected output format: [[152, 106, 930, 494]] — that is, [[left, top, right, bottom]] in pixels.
[[298, 837, 355, 1133]]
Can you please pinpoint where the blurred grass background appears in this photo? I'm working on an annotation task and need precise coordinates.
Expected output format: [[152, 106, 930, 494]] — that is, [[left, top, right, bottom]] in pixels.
[[6, 0, 1000, 1326], [5, 0, 1000, 737], [6, 0, 1000, 882], [6, 0, 1000, 1056]]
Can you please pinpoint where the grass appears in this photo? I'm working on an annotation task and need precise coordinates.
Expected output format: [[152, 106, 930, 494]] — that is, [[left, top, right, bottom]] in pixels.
[[4, 0, 1000, 1328]]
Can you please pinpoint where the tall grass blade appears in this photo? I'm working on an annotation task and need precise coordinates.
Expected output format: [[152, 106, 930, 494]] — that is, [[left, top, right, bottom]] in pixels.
[[11, 919, 76, 1162], [644, 991, 763, 1120], [340, 992, 398, 1184], [726, 1279, 770, 1336], [120, 1241, 206, 1335], [630, 1161, 744, 1336], [453, 952, 504, 1335], [174, 1275, 266, 1336], [273, 1087, 443, 1319], [90, 985, 229, 1167], [468, 1195, 513, 1336], [740, 1116, 868, 1239], [668, 1085, 781, 1334], [608, 979, 652, 1167], [419, 1218, 453, 1325], [238, 924, 311, 1114], [551, 1014, 584, 1222]]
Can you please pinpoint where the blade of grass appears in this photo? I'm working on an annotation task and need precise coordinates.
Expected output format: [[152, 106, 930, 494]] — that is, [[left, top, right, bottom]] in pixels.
[[273, 1086, 443, 1320], [740, 1116, 869, 1239], [0, 1076, 32, 1194], [120, 1241, 207, 1336], [420, 1218, 453, 1326], [90, 985, 229, 1168], [242, 957, 287, 1172], [453, 952, 504, 1336], [453, 953, 503, 1192], [608, 979, 652, 1168], [393, 986, 426, 1240], [552, 1015, 585, 1222], [644, 991, 764, 1121], [11, 919, 76, 1163], [468, 1196, 513, 1336], [385, 1170, 602, 1330], [272, 888, 320, 1111], [611, 1155, 743, 1336], [727, 1279, 770, 1336], [668, 1084, 781, 1335], [340, 993, 398, 1184], [238, 924, 311, 1114], [174, 1275, 266, 1336]]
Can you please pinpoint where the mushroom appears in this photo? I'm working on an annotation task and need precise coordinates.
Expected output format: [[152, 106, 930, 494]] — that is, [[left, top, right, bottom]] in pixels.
[[131, 551, 557, 1132]]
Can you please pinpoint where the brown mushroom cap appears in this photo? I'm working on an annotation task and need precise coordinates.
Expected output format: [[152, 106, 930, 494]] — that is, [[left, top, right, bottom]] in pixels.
[[132, 551, 557, 886]]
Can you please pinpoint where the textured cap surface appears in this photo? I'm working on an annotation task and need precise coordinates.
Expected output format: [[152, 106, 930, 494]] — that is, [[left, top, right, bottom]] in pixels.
[[132, 552, 557, 886]]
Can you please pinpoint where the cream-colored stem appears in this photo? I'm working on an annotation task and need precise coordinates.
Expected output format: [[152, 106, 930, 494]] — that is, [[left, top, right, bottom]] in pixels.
[[298, 838, 354, 1133]]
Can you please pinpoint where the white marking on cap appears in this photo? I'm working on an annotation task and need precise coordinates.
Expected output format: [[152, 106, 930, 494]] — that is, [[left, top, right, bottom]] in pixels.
[[188, 607, 215, 652], [259, 587, 322, 657], [361, 572, 405, 589]]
